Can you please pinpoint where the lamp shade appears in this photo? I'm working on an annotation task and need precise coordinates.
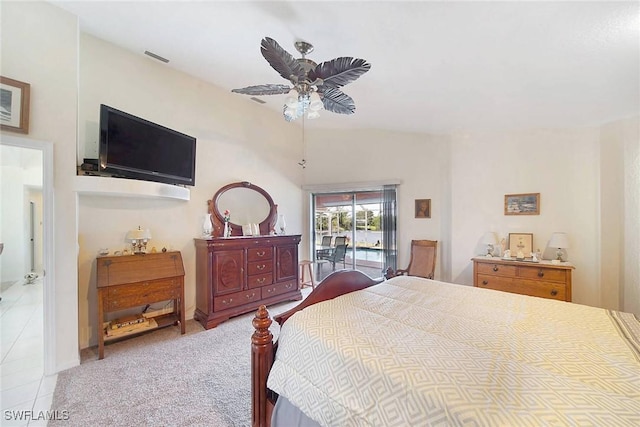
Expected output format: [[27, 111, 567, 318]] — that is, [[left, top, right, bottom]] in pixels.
[[548, 232, 569, 249], [307, 110, 320, 119], [283, 106, 297, 120], [285, 89, 299, 108], [126, 227, 151, 241], [482, 232, 499, 245], [308, 91, 323, 111]]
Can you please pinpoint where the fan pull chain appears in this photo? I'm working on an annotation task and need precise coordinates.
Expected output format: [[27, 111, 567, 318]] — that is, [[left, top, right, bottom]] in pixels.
[[298, 114, 307, 169]]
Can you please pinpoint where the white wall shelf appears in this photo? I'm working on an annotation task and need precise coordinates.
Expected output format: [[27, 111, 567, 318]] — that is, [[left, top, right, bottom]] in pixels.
[[74, 175, 190, 201]]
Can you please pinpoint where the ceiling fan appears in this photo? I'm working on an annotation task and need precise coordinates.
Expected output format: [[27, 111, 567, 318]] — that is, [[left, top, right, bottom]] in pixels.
[[232, 37, 371, 121]]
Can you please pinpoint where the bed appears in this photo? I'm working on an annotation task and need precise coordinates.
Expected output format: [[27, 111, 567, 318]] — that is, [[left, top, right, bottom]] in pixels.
[[251, 270, 640, 427]]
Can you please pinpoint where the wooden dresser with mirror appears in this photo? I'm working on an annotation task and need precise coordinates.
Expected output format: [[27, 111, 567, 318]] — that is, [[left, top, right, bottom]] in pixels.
[[194, 181, 301, 329]]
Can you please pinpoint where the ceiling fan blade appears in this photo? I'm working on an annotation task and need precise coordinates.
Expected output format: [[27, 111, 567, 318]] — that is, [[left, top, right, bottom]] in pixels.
[[231, 84, 292, 96], [309, 57, 371, 89], [261, 37, 306, 83], [319, 87, 356, 115]]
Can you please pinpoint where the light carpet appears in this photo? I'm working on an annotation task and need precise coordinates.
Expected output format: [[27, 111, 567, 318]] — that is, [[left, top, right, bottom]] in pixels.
[[49, 292, 309, 427]]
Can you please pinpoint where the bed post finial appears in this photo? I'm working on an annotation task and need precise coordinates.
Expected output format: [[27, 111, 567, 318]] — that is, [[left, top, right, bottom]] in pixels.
[[252, 305, 273, 347], [252, 305, 274, 427]]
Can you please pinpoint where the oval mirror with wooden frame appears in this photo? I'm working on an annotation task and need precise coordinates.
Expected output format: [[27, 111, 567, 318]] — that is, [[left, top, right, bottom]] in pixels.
[[207, 181, 277, 237]]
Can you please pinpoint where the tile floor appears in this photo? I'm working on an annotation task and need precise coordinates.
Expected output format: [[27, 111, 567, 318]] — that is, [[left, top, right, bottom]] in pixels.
[[1, 277, 57, 426]]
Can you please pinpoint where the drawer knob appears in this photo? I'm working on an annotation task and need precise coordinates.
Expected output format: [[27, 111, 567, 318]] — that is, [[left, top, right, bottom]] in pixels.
[[222, 298, 233, 305], [537, 270, 544, 277], [285, 283, 292, 289], [246, 292, 256, 299], [257, 251, 265, 257], [267, 288, 274, 293], [482, 280, 489, 285], [550, 289, 558, 296], [257, 264, 266, 270], [492, 265, 499, 272], [257, 277, 265, 284]]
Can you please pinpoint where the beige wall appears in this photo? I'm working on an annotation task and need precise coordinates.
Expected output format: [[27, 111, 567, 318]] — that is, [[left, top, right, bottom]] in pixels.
[[1, 1, 80, 371], [76, 35, 305, 348], [303, 129, 452, 278], [449, 129, 600, 306], [621, 118, 639, 315], [599, 121, 625, 310], [600, 116, 640, 315], [305, 123, 639, 314], [2, 2, 307, 361]]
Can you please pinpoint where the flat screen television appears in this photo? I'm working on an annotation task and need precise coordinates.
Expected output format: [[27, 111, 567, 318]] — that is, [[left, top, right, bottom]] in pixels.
[[99, 104, 196, 186]]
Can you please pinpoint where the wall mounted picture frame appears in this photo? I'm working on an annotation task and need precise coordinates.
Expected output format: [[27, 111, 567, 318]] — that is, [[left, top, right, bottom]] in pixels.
[[508, 233, 533, 258], [0, 76, 30, 134], [415, 199, 431, 218], [504, 193, 540, 215]]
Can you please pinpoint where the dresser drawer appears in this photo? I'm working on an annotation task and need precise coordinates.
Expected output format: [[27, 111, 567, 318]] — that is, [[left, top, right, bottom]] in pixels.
[[477, 275, 566, 301], [248, 247, 273, 262], [261, 281, 297, 299], [476, 262, 517, 277], [247, 272, 273, 289], [247, 260, 273, 276], [105, 279, 179, 310], [214, 289, 261, 311], [473, 257, 572, 302], [477, 274, 514, 293], [517, 266, 567, 283], [513, 280, 566, 301]]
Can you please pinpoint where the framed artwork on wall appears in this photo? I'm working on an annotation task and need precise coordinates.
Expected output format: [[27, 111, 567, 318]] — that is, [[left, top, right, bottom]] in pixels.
[[0, 76, 30, 134], [504, 193, 540, 215], [415, 199, 431, 218], [508, 233, 533, 258]]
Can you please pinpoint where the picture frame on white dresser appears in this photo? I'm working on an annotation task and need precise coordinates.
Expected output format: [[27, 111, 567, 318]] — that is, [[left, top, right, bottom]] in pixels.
[[508, 233, 533, 258]]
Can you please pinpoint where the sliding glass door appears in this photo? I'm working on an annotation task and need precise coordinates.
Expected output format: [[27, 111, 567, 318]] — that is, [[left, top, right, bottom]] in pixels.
[[312, 187, 396, 280]]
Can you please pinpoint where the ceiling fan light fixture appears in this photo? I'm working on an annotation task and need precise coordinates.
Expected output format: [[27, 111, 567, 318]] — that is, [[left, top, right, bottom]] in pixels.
[[285, 89, 299, 108], [283, 105, 299, 122], [309, 91, 323, 111], [232, 37, 370, 121]]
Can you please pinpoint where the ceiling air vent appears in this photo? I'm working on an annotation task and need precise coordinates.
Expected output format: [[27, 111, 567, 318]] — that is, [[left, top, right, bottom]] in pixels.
[[144, 50, 169, 63]]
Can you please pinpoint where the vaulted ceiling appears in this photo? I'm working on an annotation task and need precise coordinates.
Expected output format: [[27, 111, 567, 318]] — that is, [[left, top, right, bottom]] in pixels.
[[51, 1, 639, 133]]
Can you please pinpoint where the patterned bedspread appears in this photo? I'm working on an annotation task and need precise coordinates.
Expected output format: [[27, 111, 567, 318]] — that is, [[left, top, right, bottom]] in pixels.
[[267, 276, 640, 426]]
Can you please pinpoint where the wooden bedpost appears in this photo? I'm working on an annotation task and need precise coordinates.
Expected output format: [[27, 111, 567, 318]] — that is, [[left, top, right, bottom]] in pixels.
[[250, 271, 384, 426], [252, 305, 273, 427], [384, 267, 396, 279]]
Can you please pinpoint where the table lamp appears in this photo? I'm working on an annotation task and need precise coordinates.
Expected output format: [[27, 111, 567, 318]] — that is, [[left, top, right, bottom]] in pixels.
[[548, 232, 569, 263], [126, 226, 152, 254], [482, 232, 499, 257]]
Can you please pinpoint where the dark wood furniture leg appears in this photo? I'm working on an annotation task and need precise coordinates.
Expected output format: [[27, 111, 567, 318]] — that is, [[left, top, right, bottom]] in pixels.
[[98, 288, 105, 359], [178, 285, 186, 333]]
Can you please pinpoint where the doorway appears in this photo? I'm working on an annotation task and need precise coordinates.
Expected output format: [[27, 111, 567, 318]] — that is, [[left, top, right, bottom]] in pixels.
[[1, 135, 55, 379], [312, 186, 397, 281]]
